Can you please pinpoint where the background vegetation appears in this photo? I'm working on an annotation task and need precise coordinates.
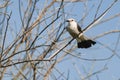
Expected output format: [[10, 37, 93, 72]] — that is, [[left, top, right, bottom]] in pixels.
[[0, 0, 120, 80]]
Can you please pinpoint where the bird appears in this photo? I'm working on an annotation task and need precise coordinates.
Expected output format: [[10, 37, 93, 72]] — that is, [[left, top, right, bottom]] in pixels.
[[66, 18, 96, 48]]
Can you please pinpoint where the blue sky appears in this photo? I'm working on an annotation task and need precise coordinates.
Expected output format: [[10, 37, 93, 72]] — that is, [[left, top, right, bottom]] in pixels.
[[1, 0, 120, 80]]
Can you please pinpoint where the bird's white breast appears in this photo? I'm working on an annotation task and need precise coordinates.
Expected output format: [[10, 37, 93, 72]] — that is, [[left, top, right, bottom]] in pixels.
[[66, 21, 79, 34]]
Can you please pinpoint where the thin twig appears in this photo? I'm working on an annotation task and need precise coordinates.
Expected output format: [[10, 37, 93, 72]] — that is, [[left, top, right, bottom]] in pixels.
[[94, 0, 103, 19], [83, 67, 108, 80], [57, 0, 64, 17], [94, 30, 120, 39], [1, 59, 53, 68], [48, 38, 74, 60], [1, 12, 12, 54]]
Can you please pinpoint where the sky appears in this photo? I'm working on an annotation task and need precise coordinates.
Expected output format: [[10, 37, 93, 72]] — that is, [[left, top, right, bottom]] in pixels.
[[1, 0, 120, 80]]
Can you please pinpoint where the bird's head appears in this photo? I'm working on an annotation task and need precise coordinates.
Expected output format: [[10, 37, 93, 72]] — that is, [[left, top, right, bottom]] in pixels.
[[66, 18, 77, 26], [66, 18, 76, 22]]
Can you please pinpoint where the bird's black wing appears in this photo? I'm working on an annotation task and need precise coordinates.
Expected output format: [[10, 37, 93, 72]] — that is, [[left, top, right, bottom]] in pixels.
[[77, 24, 82, 33]]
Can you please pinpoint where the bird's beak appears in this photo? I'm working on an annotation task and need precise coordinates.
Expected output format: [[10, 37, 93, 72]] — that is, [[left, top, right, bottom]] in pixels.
[[66, 20, 69, 22]]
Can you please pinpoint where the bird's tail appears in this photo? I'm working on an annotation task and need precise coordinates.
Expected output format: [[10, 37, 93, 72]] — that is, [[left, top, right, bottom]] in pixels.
[[76, 35, 96, 48], [77, 40, 96, 48]]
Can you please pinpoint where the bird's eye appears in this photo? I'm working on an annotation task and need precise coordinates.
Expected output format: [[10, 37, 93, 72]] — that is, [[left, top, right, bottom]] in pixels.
[[71, 20, 73, 21]]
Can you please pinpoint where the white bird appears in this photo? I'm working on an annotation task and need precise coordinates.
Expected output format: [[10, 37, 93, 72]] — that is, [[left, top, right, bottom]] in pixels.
[[66, 18, 96, 48]]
